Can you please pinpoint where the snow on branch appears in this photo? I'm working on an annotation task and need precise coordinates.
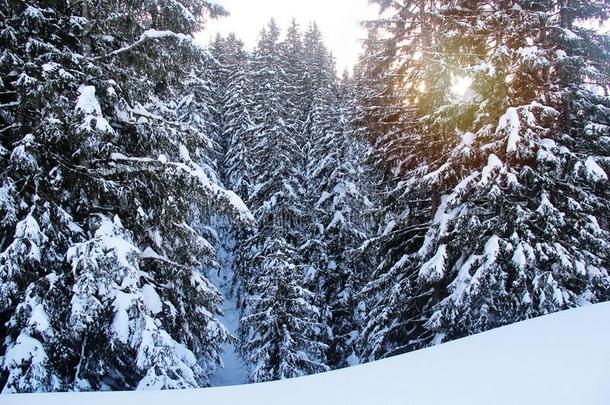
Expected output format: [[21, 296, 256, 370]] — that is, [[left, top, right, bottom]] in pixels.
[[94, 30, 196, 60], [109, 152, 254, 223]]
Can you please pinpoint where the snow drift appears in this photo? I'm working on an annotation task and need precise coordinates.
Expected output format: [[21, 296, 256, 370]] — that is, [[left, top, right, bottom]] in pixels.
[[5, 302, 609, 405]]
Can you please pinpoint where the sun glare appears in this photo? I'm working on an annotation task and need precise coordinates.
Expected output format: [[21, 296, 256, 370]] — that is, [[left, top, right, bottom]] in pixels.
[[450, 76, 473, 97]]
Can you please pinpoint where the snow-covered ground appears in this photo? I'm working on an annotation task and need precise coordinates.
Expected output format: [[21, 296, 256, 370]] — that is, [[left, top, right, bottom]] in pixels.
[[5, 302, 610, 405], [207, 223, 248, 386]]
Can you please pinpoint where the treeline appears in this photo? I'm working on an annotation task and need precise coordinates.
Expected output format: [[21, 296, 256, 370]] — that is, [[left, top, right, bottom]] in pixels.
[[209, 21, 374, 382]]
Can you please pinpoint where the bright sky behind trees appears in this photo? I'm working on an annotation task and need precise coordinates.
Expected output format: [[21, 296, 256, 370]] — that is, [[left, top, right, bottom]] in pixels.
[[197, 0, 379, 72]]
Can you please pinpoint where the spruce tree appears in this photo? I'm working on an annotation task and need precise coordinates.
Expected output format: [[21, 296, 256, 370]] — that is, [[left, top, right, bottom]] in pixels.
[[0, 0, 253, 392], [235, 21, 330, 383], [296, 27, 374, 368], [359, 0, 610, 360], [214, 34, 257, 199], [303, 89, 374, 368]]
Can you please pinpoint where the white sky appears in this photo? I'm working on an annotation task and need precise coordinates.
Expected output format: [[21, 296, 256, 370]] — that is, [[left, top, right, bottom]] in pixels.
[[196, 0, 379, 73], [196, 2, 609, 73]]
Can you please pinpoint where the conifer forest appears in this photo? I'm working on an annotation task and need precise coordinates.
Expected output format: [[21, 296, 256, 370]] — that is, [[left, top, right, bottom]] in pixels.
[[0, 0, 609, 395]]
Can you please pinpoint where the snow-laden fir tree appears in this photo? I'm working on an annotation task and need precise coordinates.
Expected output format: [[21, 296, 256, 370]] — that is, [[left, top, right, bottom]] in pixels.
[[359, 0, 610, 360], [280, 20, 309, 135], [0, 0, 255, 393], [352, 23, 414, 183], [296, 26, 375, 368], [303, 90, 374, 368], [212, 34, 257, 199], [235, 20, 330, 383], [208, 33, 251, 170]]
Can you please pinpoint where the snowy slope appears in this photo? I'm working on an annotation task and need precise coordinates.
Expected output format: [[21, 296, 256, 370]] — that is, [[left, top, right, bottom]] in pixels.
[[5, 303, 610, 405]]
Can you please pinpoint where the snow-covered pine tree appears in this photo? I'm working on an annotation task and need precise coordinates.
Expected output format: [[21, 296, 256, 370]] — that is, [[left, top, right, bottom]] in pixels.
[[235, 20, 330, 383], [294, 27, 374, 369], [359, 0, 610, 360], [280, 20, 309, 136], [207, 33, 249, 173], [212, 34, 257, 199], [0, 0, 253, 393], [353, 0, 440, 359], [303, 90, 374, 368], [352, 21, 414, 182]]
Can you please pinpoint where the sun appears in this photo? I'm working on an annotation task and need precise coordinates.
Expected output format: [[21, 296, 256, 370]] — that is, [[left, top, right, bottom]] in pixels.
[[450, 76, 473, 97]]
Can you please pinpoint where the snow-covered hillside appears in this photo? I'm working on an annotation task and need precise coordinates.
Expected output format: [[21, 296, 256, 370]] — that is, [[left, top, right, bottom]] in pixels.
[[5, 303, 609, 405]]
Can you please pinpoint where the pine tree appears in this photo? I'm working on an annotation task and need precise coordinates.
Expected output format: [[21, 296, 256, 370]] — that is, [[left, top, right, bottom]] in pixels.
[[280, 20, 308, 135], [0, 0, 253, 393], [303, 89, 374, 368], [213, 34, 257, 199], [235, 21, 329, 383], [294, 27, 375, 368], [359, 0, 610, 360]]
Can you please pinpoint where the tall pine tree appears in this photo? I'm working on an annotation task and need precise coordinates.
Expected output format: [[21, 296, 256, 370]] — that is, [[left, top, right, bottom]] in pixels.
[[359, 0, 610, 360], [0, 0, 254, 392], [235, 21, 329, 383]]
